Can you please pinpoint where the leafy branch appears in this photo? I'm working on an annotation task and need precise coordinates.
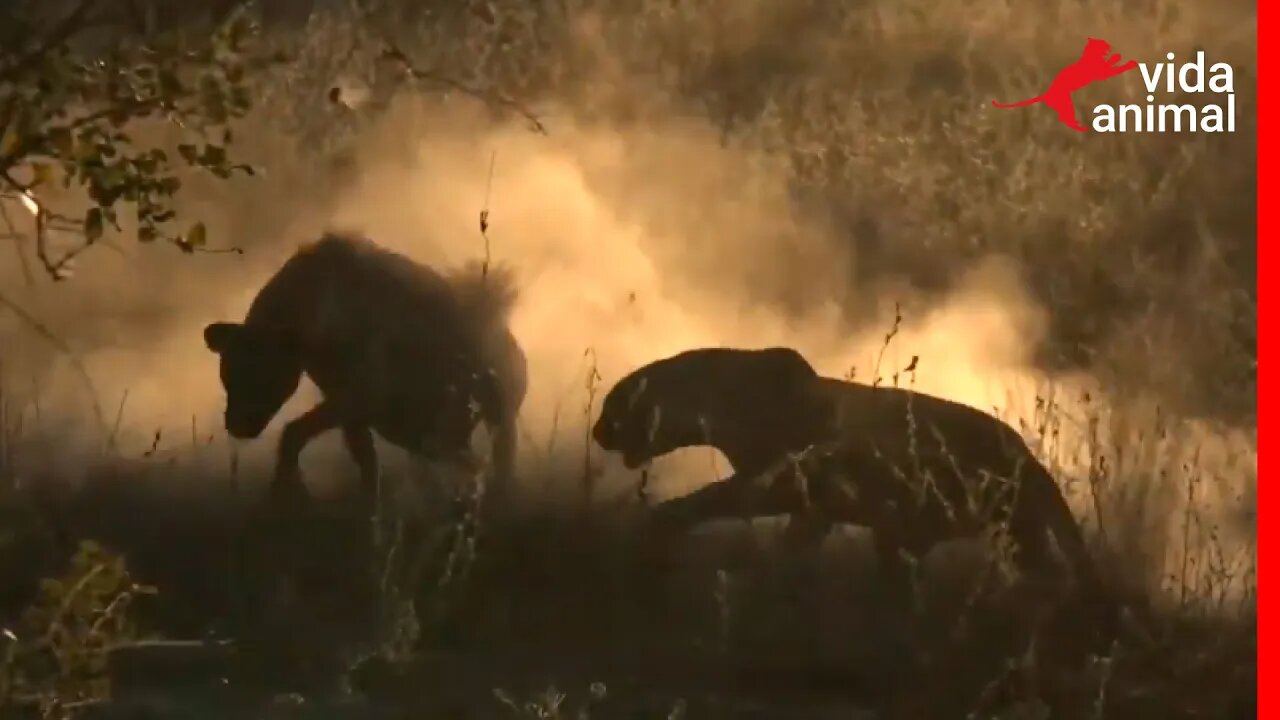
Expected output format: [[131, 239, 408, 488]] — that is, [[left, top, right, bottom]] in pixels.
[[0, 1, 279, 281], [0, 540, 156, 720]]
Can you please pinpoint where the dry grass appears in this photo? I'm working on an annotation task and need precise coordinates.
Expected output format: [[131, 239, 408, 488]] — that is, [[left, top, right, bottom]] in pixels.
[[0, 340, 1256, 717]]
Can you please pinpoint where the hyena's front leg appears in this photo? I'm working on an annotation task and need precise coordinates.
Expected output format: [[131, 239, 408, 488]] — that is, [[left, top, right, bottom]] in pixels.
[[274, 402, 340, 509], [341, 423, 380, 510]]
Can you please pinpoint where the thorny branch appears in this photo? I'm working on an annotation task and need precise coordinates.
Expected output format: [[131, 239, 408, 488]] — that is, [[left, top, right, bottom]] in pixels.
[[378, 44, 548, 135], [0, 202, 35, 286], [0, 288, 107, 434], [0, 2, 266, 282], [0, 183, 99, 282], [0, 0, 102, 86]]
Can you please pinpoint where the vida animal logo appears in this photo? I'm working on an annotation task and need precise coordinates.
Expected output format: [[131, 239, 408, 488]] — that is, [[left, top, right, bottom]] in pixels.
[[992, 38, 1236, 133]]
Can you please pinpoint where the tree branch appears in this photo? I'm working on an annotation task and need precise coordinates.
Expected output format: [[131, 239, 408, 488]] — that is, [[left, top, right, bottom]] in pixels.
[[0, 201, 35, 286], [0, 0, 104, 86], [0, 290, 106, 434], [379, 44, 547, 135], [0, 173, 96, 280], [0, 0, 261, 279]]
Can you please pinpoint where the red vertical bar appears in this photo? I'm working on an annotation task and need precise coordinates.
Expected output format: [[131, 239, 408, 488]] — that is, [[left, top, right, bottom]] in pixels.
[[1258, 1, 1270, 717]]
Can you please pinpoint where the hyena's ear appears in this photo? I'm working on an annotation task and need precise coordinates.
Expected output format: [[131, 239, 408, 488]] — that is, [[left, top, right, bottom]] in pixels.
[[203, 322, 243, 354]]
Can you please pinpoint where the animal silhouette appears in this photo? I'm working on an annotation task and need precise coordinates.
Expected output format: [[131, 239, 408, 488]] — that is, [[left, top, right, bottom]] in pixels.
[[592, 347, 1116, 636], [204, 233, 527, 514], [991, 38, 1138, 131]]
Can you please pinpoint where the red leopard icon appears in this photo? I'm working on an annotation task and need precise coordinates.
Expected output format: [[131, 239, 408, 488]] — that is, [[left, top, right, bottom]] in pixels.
[[991, 38, 1138, 132]]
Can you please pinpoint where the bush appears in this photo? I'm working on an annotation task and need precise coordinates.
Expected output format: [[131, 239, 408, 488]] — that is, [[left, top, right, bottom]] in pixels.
[[0, 539, 154, 720]]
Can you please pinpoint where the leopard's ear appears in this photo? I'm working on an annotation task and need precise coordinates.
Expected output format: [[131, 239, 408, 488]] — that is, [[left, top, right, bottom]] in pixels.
[[752, 347, 829, 433], [749, 347, 820, 410], [756, 347, 818, 389]]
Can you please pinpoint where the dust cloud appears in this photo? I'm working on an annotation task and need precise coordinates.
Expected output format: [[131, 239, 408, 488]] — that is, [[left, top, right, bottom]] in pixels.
[[0, 96, 1072, 495], [294, 105, 1071, 502], [0, 72, 1254, 608]]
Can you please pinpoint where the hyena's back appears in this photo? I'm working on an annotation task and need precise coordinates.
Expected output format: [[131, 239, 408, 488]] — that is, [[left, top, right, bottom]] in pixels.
[[246, 233, 522, 439], [248, 234, 514, 347]]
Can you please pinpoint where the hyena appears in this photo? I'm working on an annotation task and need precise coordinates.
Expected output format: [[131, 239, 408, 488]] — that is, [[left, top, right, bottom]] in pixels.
[[203, 233, 527, 515]]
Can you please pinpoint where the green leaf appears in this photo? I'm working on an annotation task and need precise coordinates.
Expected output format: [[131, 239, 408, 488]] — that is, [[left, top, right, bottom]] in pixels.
[[29, 163, 52, 187], [200, 144, 227, 167], [185, 221, 207, 250], [97, 164, 126, 189], [107, 109, 131, 128], [0, 128, 18, 158], [83, 208, 104, 241], [47, 127, 74, 156], [158, 70, 185, 98]]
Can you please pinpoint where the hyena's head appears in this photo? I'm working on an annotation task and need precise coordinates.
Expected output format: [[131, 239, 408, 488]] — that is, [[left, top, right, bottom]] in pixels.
[[203, 321, 303, 439], [591, 347, 820, 469]]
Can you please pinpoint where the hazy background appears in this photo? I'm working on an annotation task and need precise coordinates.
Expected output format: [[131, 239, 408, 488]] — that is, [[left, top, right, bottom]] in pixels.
[[0, 0, 1257, 606]]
